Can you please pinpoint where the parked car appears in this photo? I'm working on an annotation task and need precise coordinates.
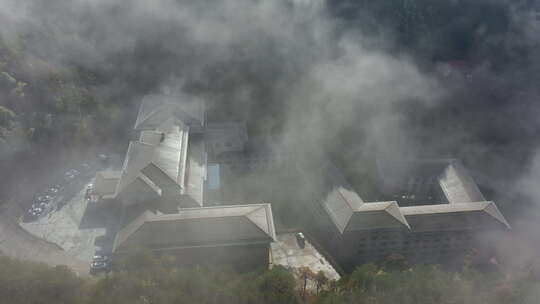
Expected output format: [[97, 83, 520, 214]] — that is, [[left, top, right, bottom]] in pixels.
[[90, 254, 111, 274], [36, 194, 54, 203], [27, 196, 53, 219], [27, 207, 43, 219], [90, 260, 110, 274], [32, 201, 48, 209], [296, 232, 306, 249], [85, 184, 94, 200], [64, 169, 81, 180], [32, 196, 53, 211], [28, 193, 56, 219], [45, 184, 63, 195], [93, 254, 110, 262]]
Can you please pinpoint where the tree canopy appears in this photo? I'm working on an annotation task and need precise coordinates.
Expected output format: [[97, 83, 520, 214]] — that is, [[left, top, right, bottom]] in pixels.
[[1, 250, 539, 304]]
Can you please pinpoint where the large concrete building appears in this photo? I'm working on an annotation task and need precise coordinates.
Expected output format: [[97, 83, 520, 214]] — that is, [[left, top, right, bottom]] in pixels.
[[113, 204, 276, 270], [94, 93, 276, 270], [95, 92, 509, 272], [299, 160, 510, 271]]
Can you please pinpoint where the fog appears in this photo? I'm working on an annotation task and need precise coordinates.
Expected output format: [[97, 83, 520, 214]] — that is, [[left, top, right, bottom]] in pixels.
[[2, 0, 540, 285]]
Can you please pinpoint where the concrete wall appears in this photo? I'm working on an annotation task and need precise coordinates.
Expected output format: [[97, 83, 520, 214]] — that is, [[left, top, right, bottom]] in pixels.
[[329, 229, 486, 271]]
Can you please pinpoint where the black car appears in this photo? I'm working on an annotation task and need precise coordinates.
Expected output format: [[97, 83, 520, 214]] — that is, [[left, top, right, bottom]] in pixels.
[[90, 260, 110, 274], [28, 197, 53, 219]]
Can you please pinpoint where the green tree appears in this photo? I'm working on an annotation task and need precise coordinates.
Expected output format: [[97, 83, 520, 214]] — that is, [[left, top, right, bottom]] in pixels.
[[0, 257, 85, 304], [257, 266, 299, 304], [298, 266, 315, 301], [0, 105, 15, 128], [381, 253, 408, 272], [347, 263, 378, 292], [315, 271, 328, 295]]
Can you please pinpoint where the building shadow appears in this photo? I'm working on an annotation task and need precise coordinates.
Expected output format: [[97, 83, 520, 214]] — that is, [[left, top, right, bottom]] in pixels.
[[94, 229, 118, 254], [79, 202, 121, 230]]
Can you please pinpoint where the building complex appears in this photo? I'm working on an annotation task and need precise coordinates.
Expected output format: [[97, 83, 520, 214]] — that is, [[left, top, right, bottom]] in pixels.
[[94, 93, 509, 272], [94, 93, 276, 270]]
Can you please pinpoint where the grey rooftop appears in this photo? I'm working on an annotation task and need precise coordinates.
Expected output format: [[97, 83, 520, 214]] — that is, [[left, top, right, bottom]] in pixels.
[[300, 159, 509, 234], [134, 94, 205, 131], [115, 125, 190, 201], [113, 203, 276, 252]]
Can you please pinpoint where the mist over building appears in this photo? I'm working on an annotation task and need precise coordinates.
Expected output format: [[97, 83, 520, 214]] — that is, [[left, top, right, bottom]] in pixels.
[[93, 92, 276, 270], [93, 91, 510, 272], [3, 1, 540, 302], [298, 159, 509, 271]]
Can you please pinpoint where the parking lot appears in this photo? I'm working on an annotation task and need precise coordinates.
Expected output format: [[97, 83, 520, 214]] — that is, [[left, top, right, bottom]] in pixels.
[[19, 181, 119, 262], [18, 155, 121, 265], [22, 160, 99, 222]]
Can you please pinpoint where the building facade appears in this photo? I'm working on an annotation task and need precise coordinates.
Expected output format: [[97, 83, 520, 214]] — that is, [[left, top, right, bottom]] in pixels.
[[299, 160, 509, 271]]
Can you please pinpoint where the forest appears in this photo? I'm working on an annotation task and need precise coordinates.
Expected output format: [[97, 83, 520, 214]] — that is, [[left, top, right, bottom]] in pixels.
[[1, 248, 539, 304]]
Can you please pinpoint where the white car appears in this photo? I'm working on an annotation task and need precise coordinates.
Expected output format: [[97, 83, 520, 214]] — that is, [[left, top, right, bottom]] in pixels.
[[296, 232, 306, 249]]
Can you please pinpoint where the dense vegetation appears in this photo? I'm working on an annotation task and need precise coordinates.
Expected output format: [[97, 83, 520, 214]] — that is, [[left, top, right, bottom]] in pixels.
[[0, 35, 135, 152], [1, 249, 539, 304]]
